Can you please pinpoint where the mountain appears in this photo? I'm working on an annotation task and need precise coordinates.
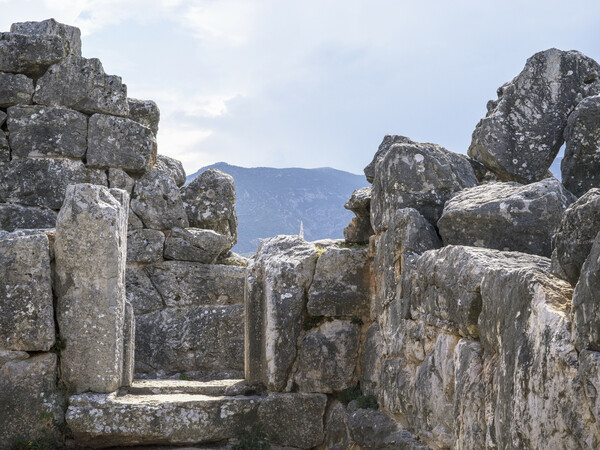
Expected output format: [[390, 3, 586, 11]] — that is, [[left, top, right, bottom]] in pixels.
[[186, 163, 367, 255]]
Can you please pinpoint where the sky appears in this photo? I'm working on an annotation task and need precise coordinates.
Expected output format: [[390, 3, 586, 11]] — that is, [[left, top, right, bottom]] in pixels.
[[1, 0, 599, 176]]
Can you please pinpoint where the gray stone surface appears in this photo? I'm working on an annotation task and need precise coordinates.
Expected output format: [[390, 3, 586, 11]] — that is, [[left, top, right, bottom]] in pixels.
[[343, 216, 373, 245], [127, 97, 159, 135], [554, 188, 600, 284], [11, 18, 81, 57], [146, 261, 245, 307], [364, 135, 415, 183], [125, 265, 164, 315], [55, 184, 128, 393], [295, 320, 360, 393], [572, 231, 600, 351], [164, 227, 228, 263], [128, 209, 144, 231], [87, 113, 156, 174], [345, 186, 371, 216], [324, 401, 352, 450], [135, 305, 244, 377], [0, 353, 65, 445], [438, 178, 575, 257], [156, 154, 186, 187], [579, 350, 600, 428], [361, 322, 383, 396], [108, 167, 135, 196], [0, 131, 7, 163], [7, 105, 87, 158], [307, 246, 370, 317], [0, 230, 54, 351], [127, 228, 164, 264], [0, 350, 29, 368], [0, 72, 34, 106], [122, 302, 135, 387], [34, 56, 129, 116], [0, 158, 107, 210], [245, 235, 318, 391], [0, 110, 6, 126], [182, 168, 238, 245], [0, 32, 65, 78], [469, 48, 600, 183], [0, 203, 57, 231], [371, 141, 477, 232], [130, 166, 189, 230]]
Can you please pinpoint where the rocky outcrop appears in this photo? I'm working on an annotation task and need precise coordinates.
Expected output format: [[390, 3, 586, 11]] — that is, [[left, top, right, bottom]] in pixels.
[[364, 134, 414, 183], [343, 186, 374, 244]]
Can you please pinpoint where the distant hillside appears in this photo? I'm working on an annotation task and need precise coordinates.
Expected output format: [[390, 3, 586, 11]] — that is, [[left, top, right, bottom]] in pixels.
[[186, 163, 367, 255]]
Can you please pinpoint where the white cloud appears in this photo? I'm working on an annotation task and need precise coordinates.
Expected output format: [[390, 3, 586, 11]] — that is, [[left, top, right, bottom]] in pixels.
[[157, 126, 213, 172]]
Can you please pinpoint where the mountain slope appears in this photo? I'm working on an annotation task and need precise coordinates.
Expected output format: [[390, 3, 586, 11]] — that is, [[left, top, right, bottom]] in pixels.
[[186, 162, 366, 255]]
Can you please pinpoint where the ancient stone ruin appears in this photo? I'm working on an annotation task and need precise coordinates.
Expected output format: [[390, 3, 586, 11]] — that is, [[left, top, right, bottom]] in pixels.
[[2, 18, 600, 449]]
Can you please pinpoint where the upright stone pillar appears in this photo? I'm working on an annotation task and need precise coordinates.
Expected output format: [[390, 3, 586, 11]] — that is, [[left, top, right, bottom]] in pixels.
[[55, 184, 128, 393]]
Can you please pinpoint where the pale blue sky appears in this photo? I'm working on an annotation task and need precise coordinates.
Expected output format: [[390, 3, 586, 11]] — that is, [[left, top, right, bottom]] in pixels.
[[1, 0, 599, 175]]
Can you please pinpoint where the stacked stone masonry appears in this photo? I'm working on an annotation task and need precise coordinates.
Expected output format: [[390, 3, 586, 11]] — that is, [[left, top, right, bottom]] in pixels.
[[3, 19, 600, 450]]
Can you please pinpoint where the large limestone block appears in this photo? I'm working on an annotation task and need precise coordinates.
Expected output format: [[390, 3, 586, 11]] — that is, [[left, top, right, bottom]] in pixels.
[[0, 158, 107, 210], [0, 72, 34, 106], [554, 188, 600, 284], [295, 320, 360, 393], [7, 105, 87, 158], [128, 98, 160, 135], [371, 141, 477, 232], [127, 228, 164, 264], [364, 134, 414, 183], [469, 49, 600, 183], [408, 246, 549, 338], [135, 305, 244, 377], [34, 56, 129, 116], [0, 32, 65, 78], [164, 227, 229, 263], [55, 184, 128, 393], [11, 19, 81, 57], [245, 235, 318, 391], [182, 168, 238, 245], [438, 178, 575, 257], [146, 261, 245, 307], [0, 230, 54, 351], [307, 246, 370, 317], [156, 154, 186, 187], [257, 393, 327, 448], [87, 114, 157, 174], [0, 353, 65, 445], [572, 232, 600, 351], [130, 167, 189, 230], [0, 203, 57, 231], [125, 266, 164, 315]]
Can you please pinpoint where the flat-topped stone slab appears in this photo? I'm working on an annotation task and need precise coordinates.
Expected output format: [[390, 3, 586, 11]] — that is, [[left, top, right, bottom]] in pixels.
[[119, 379, 249, 397]]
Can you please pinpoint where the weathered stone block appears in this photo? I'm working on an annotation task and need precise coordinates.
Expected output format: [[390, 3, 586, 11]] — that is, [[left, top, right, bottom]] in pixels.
[[164, 227, 228, 263], [0, 32, 65, 78], [55, 184, 128, 393], [0, 230, 54, 351], [324, 401, 352, 450], [0, 203, 57, 232], [156, 154, 186, 187], [307, 246, 370, 317], [127, 97, 159, 135], [125, 265, 164, 315], [34, 56, 128, 116], [130, 167, 188, 230], [360, 322, 383, 396], [0, 158, 107, 210], [364, 135, 414, 183], [0, 72, 34, 106], [122, 302, 135, 387], [107, 167, 135, 196], [438, 178, 575, 257], [7, 105, 87, 158], [11, 19, 81, 57], [127, 228, 164, 264], [295, 320, 360, 393], [343, 215, 373, 245]]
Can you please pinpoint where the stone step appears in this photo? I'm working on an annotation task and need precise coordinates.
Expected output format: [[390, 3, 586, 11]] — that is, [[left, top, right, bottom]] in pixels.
[[67, 391, 327, 449], [119, 379, 251, 397]]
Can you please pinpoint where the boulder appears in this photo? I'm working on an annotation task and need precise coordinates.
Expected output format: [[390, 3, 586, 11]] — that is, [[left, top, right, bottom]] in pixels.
[[55, 184, 128, 393], [127, 229, 165, 264], [164, 227, 229, 263], [135, 305, 244, 377], [156, 154, 186, 187], [0, 353, 65, 445], [554, 188, 600, 284], [7, 105, 87, 158], [11, 19, 81, 57], [107, 167, 135, 196], [147, 261, 245, 307], [0, 72, 34, 106], [0, 230, 54, 351], [245, 235, 318, 391], [122, 302, 135, 387], [469, 49, 600, 183], [0, 158, 107, 210], [438, 178, 575, 257], [371, 141, 477, 232], [364, 135, 414, 183], [87, 114, 157, 174], [345, 186, 371, 216], [127, 98, 159, 135], [0, 32, 65, 78], [0, 203, 57, 231], [562, 95, 600, 196], [125, 266, 164, 315], [307, 246, 370, 317], [295, 320, 360, 393], [182, 168, 237, 245], [34, 56, 129, 116], [323, 401, 352, 450], [130, 166, 188, 230]]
